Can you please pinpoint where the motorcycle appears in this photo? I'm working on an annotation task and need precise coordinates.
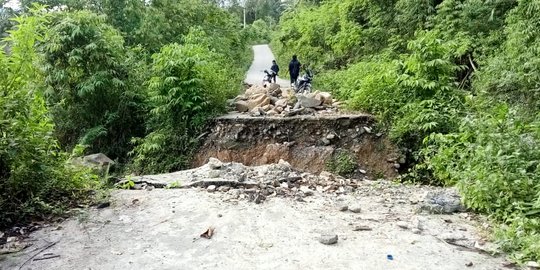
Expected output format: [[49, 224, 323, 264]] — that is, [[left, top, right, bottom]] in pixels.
[[262, 69, 276, 87], [295, 69, 313, 94]]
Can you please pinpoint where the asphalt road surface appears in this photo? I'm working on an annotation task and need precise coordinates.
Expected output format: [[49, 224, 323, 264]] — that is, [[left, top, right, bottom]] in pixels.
[[244, 44, 290, 88]]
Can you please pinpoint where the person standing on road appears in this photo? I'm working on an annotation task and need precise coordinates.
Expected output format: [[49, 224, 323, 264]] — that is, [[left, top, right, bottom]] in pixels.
[[289, 55, 301, 86], [270, 60, 279, 83]]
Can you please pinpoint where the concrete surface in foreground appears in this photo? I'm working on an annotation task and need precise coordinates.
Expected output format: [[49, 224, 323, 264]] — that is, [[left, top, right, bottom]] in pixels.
[[1, 188, 506, 270]]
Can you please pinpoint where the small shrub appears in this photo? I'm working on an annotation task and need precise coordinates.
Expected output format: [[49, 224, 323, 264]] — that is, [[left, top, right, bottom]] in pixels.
[[131, 38, 238, 174], [0, 8, 98, 228], [326, 150, 358, 176], [42, 11, 146, 161]]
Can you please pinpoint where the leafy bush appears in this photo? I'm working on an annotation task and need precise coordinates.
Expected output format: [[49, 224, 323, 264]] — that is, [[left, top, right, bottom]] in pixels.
[[274, 0, 540, 262], [326, 150, 358, 176], [42, 11, 146, 161], [424, 101, 540, 261], [320, 32, 463, 160], [475, 0, 540, 109], [131, 37, 239, 173], [244, 19, 273, 44], [0, 9, 97, 228]]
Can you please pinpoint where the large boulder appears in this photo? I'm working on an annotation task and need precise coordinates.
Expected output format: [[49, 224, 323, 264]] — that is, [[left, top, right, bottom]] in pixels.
[[235, 100, 250, 112], [316, 92, 333, 105], [267, 83, 282, 97], [83, 153, 114, 166], [74, 153, 115, 172], [247, 94, 271, 110], [419, 189, 465, 214], [245, 85, 267, 97], [281, 88, 293, 99], [297, 93, 323, 108], [275, 99, 288, 108]]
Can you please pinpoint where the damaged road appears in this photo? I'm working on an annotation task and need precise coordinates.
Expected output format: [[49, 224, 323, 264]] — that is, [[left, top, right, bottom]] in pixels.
[[1, 159, 511, 270]]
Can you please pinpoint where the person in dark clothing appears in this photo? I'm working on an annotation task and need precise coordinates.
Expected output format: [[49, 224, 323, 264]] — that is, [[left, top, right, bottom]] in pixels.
[[289, 55, 301, 85], [270, 60, 279, 83]]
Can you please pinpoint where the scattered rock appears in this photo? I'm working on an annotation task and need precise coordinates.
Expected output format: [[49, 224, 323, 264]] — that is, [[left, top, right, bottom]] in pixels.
[[300, 186, 314, 196], [235, 100, 250, 112], [207, 170, 221, 178], [465, 262, 473, 267], [420, 189, 464, 214], [275, 99, 288, 108], [318, 234, 338, 245], [75, 153, 115, 171], [254, 194, 266, 204], [411, 216, 426, 231], [217, 186, 231, 192], [207, 185, 217, 192], [96, 201, 111, 209], [352, 225, 372, 231], [297, 93, 323, 108], [338, 204, 348, 211], [208, 158, 223, 170], [349, 205, 362, 213], [266, 110, 278, 116], [396, 221, 409, 229], [277, 159, 292, 171], [527, 261, 540, 269]]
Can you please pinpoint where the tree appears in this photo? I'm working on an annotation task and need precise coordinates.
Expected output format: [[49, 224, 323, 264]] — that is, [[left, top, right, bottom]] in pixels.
[[42, 11, 146, 160]]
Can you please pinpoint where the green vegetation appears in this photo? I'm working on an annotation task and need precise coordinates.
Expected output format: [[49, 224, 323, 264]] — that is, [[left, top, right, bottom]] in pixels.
[[326, 150, 358, 176], [0, 9, 99, 228], [0, 0, 253, 228], [2, 0, 539, 263], [274, 0, 540, 262]]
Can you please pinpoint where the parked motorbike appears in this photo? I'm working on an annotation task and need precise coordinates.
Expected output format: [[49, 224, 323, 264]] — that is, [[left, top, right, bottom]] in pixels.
[[262, 70, 276, 87], [295, 69, 313, 94]]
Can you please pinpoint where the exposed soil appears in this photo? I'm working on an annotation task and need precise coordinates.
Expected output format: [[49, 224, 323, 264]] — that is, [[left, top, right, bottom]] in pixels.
[[193, 113, 400, 179]]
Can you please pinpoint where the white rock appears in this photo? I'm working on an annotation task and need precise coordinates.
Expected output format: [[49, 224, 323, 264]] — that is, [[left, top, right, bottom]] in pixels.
[[208, 157, 222, 170], [349, 204, 362, 213], [396, 221, 409, 229], [318, 234, 338, 245], [207, 185, 217, 192], [300, 186, 314, 196], [526, 261, 539, 269]]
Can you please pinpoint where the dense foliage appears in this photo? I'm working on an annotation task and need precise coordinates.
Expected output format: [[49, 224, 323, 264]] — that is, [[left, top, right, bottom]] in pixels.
[[1, 0, 251, 227], [0, 10, 97, 228], [42, 11, 146, 161], [274, 0, 540, 262], [131, 29, 243, 173]]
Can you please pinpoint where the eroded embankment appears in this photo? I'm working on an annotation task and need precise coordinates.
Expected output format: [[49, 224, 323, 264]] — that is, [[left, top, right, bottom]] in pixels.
[[193, 113, 402, 178]]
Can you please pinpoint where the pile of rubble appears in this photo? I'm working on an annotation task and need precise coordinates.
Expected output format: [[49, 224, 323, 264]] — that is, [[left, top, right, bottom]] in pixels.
[[124, 158, 361, 204], [123, 158, 465, 214], [230, 84, 341, 117]]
